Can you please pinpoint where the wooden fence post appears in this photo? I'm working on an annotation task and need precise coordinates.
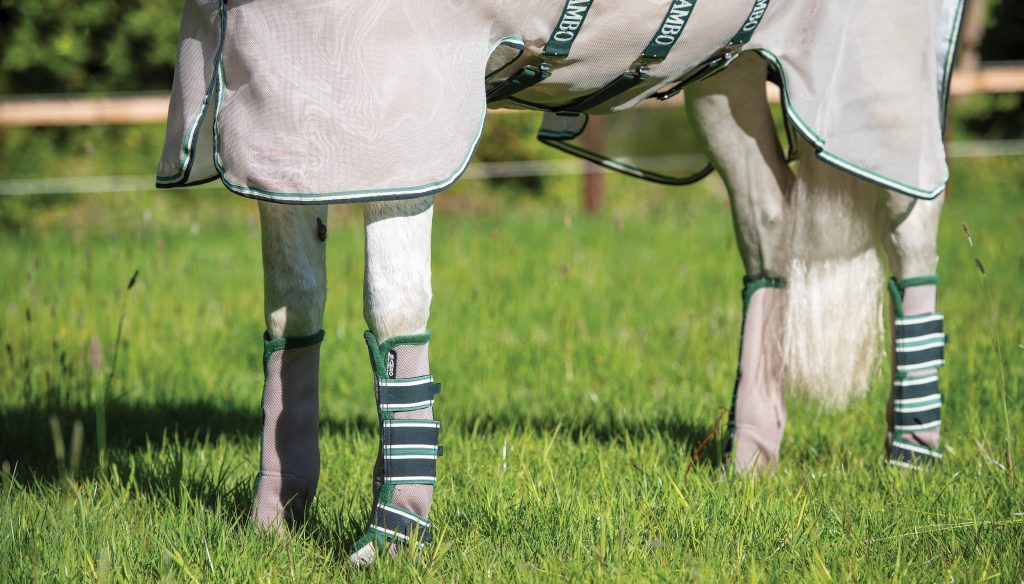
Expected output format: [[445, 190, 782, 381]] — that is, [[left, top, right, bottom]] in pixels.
[[957, 0, 988, 72], [581, 116, 607, 214]]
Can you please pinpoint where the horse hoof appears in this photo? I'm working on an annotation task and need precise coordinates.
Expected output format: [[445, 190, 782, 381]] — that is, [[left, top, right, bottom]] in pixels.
[[350, 542, 376, 568]]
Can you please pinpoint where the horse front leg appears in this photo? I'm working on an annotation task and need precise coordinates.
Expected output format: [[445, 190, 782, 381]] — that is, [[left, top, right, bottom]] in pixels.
[[350, 196, 439, 566], [687, 54, 795, 472], [253, 202, 328, 531], [881, 193, 946, 466]]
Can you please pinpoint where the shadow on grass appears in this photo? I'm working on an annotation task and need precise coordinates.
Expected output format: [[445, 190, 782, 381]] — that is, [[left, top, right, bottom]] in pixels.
[[0, 397, 726, 553], [0, 399, 376, 480], [454, 411, 728, 463], [1, 401, 725, 481], [0, 398, 379, 540]]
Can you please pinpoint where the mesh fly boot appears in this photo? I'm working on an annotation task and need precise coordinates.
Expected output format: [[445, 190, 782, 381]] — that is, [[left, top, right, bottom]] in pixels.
[[887, 276, 945, 468], [729, 277, 788, 473], [252, 330, 324, 532], [350, 331, 442, 567]]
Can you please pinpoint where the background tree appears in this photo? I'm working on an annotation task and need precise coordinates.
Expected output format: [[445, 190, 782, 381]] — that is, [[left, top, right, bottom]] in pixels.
[[0, 0, 179, 94]]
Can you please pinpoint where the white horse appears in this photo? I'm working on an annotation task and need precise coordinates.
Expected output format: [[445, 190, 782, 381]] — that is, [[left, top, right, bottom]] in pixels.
[[156, 0, 961, 566]]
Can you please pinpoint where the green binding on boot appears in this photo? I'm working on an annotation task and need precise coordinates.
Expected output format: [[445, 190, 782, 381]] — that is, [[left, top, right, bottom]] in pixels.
[[263, 329, 325, 372], [354, 330, 442, 556], [887, 274, 939, 319], [728, 276, 786, 452], [887, 275, 945, 466]]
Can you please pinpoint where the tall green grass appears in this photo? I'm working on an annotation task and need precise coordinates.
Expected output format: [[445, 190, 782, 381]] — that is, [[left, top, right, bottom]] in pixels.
[[1, 156, 1021, 581]]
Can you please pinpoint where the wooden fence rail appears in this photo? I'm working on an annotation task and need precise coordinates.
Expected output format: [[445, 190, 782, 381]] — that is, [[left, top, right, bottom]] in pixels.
[[2, 65, 1023, 128]]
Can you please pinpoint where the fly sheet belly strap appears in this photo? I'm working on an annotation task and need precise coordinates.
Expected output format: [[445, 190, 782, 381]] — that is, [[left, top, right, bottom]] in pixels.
[[485, 0, 595, 103], [558, 0, 698, 113], [652, 0, 769, 101], [488, 0, 771, 113]]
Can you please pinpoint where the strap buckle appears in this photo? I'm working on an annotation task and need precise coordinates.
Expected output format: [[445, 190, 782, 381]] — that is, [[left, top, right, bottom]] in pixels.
[[628, 57, 657, 80], [652, 47, 737, 102], [533, 61, 554, 77]]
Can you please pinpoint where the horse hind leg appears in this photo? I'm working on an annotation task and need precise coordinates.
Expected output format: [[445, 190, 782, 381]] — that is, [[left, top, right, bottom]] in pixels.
[[881, 192, 945, 466], [253, 202, 328, 532], [687, 53, 794, 473], [351, 196, 439, 566]]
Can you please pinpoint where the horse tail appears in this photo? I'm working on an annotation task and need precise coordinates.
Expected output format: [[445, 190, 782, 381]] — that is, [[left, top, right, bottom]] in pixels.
[[782, 151, 886, 409]]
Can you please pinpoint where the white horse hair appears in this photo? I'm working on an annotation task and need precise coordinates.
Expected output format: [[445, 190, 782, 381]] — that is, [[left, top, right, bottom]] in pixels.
[[783, 148, 887, 410]]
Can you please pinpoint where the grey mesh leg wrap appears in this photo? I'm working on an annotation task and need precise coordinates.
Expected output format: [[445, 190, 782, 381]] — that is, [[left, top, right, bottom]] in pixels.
[[887, 276, 945, 467], [252, 330, 324, 532], [730, 276, 788, 473], [351, 330, 441, 567]]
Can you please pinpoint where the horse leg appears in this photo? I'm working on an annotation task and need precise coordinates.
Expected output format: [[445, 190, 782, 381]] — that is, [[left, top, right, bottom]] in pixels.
[[350, 196, 438, 566], [881, 193, 946, 466], [687, 54, 795, 472], [253, 202, 328, 531]]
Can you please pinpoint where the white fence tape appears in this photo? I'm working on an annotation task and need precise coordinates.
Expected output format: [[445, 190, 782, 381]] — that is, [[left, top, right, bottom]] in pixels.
[[1, 141, 1022, 197]]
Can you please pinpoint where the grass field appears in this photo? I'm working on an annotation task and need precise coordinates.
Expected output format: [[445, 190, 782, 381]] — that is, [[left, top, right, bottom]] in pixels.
[[1, 146, 1022, 581]]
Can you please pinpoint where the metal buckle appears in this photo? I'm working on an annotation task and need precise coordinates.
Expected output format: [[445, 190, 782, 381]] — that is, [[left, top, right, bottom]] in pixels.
[[651, 47, 738, 101], [629, 56, 661, 79], [519, 60, 553, 83]]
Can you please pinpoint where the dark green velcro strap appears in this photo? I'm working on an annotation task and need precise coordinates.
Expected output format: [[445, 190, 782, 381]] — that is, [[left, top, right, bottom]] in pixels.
[[381, 419, 441, 485], [487, 65, 549, 103], [378, 380, 440, 412], [894, 313, 946, 374], [895, 344, 945, 374], [893, 375, 940, 401], [894, 313, 944, 342], [488, 0, 592, 104], [893, 373, 942, 431], [382, 419, 441, 449], [893, 402, 941, 431], [651, 0, 771, 103], [890, 438, 942, 465], [558, 0, 698, 113], [370, 504, 432, 544], [559, 72, 646, 113], [384, 454, 438, 485], [892, 377, 937, 428]]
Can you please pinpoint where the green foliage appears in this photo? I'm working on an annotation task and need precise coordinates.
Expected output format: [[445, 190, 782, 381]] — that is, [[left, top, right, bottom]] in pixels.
[[0, 124, 176, 229], [950, 93, 1024, 140], [982, 0, 1024, 62], [0, 168, 1022, 580], [0, 0, 180, 94], [472, 113, 553, 196], [951, 0, 1024, 140], [0, 0, 1022, 98], [0, 125, 167, 179]]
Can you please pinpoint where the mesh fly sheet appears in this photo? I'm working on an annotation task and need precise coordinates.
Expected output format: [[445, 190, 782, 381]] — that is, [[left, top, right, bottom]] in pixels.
[[156, 0, 964, 204]]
